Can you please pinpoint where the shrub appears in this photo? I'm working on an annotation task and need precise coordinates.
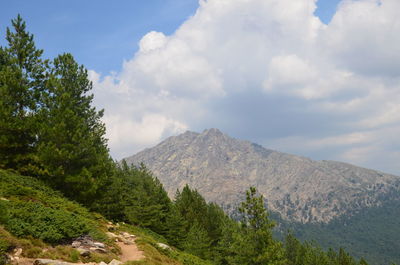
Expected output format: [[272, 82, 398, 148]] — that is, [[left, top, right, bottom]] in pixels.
[[69, 249, 80, 263], [6, 201, 90, 243], [25, 247, 42, 258], [0, 201, 8, 224]]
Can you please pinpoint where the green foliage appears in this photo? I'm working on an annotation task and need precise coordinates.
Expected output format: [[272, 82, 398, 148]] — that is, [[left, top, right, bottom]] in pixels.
[[164, 205, 187, 249], [0, 15, 112, 207], [0, 15, 46, 176], [0, 201, 8, 224], [5, 201, 90, 243], [183, 222, 211, 260], [24, 246, 43, 258], [220, 187, 286, 265], [92, 161, 175, 241], [283, 232, 370, 265], [274, 198, 400, 265], [174, 185, 229, 260], [0, 238, 10, 256], [37, 53, 112, 204], [69, 249, 80, 263], [0, 169, 107, 244]]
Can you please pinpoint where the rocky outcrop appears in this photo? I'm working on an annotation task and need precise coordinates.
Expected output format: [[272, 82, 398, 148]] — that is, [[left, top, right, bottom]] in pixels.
[[124, 128, 400, 223], [71, 235, 108, 256]]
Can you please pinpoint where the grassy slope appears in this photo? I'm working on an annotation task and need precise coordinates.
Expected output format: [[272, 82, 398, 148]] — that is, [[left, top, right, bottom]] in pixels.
[[0, 169, 211, 265]]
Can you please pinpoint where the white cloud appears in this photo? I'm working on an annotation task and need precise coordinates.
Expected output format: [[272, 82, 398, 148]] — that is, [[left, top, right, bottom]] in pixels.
[[104, 113, 187, 158], [323, 0, 400, 76], [91, 0, 400, 174], [139, 31, 167, 53]]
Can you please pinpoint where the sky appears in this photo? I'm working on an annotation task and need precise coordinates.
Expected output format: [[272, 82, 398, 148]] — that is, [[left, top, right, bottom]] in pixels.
[[1, 0, 400, 175]]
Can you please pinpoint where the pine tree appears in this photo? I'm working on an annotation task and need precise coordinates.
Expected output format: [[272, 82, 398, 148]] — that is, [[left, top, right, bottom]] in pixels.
[[285, 232, 302, 265], [216, 218, 242, 265], [338, 248, 356, 265], [358, 258, 369, 265], [37, 53, 111, 203], [175, 185, 209, 229], [0, 15, 46, 175], [183, 221, 212, 260], [233, 187, 286, 265], [165, 205, 187, 249]]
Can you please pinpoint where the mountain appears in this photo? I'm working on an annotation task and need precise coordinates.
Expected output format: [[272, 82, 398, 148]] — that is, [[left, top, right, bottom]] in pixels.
[[124, 128, 400, 223], [123, 128, 400, 264]]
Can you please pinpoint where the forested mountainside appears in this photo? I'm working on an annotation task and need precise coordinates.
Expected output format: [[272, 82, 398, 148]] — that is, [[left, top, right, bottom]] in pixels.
[[272, 198, 400, 265], [124, 128, 400, 223], [124, 128, 400, 264]]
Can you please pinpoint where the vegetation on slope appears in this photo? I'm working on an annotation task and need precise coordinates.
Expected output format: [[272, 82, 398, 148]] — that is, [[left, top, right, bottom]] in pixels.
[[0, 169, 119, 264], [274, 197, 400, 265]]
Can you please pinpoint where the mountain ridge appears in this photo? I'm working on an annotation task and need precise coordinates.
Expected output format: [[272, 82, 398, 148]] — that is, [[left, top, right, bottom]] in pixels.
[[124, 128, 400, 223]]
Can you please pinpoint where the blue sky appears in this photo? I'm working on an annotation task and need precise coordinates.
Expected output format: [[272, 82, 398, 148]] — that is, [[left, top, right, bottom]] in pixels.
[[1, 0, 200, 74], [1, 0, 339, 74], [2, 0, 399, 175]]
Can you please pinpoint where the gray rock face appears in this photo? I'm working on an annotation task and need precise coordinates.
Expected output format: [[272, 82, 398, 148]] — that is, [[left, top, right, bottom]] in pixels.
[[124, 128, 400, 223]]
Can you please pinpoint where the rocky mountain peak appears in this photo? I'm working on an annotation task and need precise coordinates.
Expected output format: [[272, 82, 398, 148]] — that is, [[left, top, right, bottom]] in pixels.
[[201, 128, 224, 137], [124, 129, 400, 223]]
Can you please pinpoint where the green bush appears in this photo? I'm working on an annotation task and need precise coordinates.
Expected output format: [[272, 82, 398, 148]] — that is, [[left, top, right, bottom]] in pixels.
[[0, 170, 107, 244], [0, 254, 8, 265], [69, 249, 80, 263], [0, 238, 10, 254], [25, 247, 43, 258], [0, 201, 8, 224], [0, 236, 11, 265], [6, 201, 90, 243]]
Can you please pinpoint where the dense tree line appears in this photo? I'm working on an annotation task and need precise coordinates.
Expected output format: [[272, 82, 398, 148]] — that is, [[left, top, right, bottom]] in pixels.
[[0, 16, 378, 265]]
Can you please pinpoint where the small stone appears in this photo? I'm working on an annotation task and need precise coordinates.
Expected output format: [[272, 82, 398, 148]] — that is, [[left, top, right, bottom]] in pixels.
[[106, 232, 117, 238], [156, 243, 171, 250], [71, 241, 81, 248], [108, 259, 122, 265], [93, 242, 105, 248], [121, 232, 130, 238], [89, 247, 107, 254], [99, 262, 108, 265], [14, 248, 22, 256], [77, 248, 91, 257]]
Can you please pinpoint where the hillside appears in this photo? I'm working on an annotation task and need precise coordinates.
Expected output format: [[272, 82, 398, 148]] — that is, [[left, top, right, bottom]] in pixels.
[[273, 198, 400, 265], [124, 128, 400, 264], [0, 169, 212, 265], [124, 128, 400, 223]]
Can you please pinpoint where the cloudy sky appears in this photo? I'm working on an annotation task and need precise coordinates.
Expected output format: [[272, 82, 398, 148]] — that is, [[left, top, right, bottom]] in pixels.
[[2, 0, 400, 175]]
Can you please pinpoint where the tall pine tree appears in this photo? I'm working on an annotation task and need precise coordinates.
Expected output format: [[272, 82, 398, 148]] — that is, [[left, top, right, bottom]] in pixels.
[[37, 53, 112, 203], [0, 15, 46, 176], [229, 187, 286, 265]]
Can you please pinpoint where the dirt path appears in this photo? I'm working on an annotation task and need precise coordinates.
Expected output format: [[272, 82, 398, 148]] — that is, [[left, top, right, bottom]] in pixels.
[[116, 242, 144, 262]]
